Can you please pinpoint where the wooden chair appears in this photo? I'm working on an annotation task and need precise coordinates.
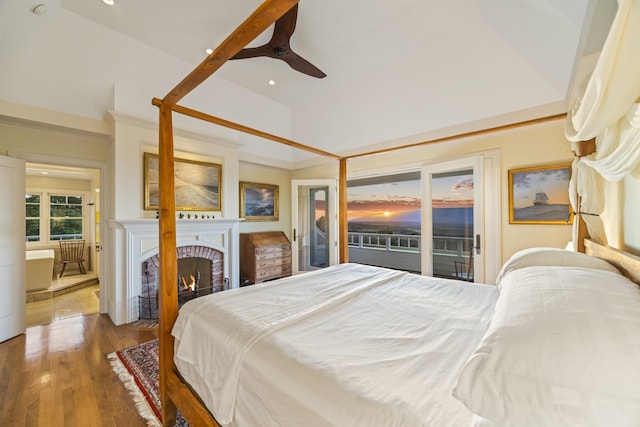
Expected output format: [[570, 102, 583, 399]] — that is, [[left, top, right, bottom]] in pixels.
[[454, 251, 474, 282], [59, 240, 86, 277]]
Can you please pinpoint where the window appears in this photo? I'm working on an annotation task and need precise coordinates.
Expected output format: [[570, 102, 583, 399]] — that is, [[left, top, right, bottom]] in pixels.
[[25, 191, 86, 244], [50, 194, 84, 241], [25, 193, 41, 242]]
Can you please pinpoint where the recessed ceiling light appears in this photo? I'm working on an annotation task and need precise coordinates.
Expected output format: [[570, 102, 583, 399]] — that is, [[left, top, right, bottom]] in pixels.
[[31, 4, 47, 16], [205, 48, 213, 55], [268, 80, 276, 86], [103, 0, 115, 6]]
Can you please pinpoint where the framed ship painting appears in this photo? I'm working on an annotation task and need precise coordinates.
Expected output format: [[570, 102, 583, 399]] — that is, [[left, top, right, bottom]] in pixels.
[[508, 163, 573, 224], [144, 153, 222, 211]]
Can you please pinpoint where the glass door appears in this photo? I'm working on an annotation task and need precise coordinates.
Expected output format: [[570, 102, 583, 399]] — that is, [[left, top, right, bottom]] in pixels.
[[422, 157, 483, 282], [291, 179, 337, 274]]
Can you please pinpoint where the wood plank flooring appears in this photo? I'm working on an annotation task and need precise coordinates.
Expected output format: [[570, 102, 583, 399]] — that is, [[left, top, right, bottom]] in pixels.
[[0, 314, 158, 426]]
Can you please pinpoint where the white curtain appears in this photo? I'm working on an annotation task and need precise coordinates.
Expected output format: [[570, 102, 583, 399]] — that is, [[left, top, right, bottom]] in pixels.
[[565, 0, 640, 248]]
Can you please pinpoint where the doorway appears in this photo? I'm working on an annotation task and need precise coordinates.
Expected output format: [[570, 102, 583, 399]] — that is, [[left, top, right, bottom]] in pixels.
[[291, 179, 338, 274], [24, 162, 102, 326]]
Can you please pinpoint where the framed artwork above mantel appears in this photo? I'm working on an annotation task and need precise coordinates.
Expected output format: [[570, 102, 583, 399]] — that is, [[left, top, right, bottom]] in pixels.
[[144, 152, 222, 211]]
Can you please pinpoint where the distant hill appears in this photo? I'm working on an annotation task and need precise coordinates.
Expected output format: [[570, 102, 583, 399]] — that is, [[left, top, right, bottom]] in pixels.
[[433, 207, 473, 225], [349, 207, 473, 226]]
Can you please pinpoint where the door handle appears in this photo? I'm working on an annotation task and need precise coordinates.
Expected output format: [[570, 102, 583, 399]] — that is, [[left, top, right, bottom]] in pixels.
[[293, 229, 297, 242], [475, 234, 481, 255]]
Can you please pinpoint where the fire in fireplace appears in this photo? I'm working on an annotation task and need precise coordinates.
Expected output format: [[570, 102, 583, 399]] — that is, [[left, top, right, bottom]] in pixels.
[[138, 245, 225, 320]]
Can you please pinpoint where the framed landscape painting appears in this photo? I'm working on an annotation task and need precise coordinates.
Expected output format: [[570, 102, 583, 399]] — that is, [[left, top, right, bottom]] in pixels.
[[508, 163, 573, 224], [239, 181, 279, 221], [144, 153, 222, 211]]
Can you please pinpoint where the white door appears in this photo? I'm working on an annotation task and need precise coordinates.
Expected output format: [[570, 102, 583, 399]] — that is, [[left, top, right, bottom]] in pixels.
[[0, 155, 26, 343], [422, 153, 500, 284], [291, 179, 338, 274]]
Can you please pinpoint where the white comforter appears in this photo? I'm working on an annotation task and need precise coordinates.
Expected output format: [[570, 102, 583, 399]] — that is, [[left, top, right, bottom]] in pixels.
[[173, 263, 499, 427]]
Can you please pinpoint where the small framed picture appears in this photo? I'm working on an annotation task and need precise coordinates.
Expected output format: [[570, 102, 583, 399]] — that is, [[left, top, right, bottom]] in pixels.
[[239, 181, 279, 221], [508, 163, 573, 224]]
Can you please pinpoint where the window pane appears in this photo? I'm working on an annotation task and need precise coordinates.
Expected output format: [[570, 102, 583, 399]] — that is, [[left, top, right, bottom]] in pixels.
[[50, 219, 83, 240], [26, 194, 40, 203], [26, 219, 40, 242], [51, 205, 82, 217], [26, 204, 40, 217], [67, 196, 83, 205], [347, 172, 421, 273], [50, 195, 67, 204]]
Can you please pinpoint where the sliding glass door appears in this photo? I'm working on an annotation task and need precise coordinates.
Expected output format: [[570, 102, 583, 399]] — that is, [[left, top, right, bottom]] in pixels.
[[422, 157, 483, 282]]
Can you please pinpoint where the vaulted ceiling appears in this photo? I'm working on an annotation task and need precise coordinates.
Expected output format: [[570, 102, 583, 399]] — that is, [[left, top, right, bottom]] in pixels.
[[2, 0, 617, 164]]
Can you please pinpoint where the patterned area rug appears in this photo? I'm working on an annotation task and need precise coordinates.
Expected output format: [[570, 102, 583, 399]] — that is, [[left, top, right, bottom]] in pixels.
[[109, 339, 189, 427]]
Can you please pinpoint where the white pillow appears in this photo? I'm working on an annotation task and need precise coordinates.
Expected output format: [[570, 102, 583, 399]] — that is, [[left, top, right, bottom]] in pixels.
[[453, 266, 640, 427], [495, 247, 620, 285]]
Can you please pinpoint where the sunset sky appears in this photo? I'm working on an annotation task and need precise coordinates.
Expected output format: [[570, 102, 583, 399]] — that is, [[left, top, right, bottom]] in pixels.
[[431, 173, 474, 208], [348, 179, 420, 220], [347, 173, 474, 221]]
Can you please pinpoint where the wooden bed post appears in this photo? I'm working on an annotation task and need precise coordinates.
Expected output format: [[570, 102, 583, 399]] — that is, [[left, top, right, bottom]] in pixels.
[[153, 2, 303, 425], [573, 138, 596, 253], [339, 158, 348, 263], [157, 99, 179, 427]]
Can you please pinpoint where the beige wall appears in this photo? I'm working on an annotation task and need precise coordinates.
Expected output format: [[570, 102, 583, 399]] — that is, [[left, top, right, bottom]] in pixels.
[[238, 161, 292, 240], [0, 123, 108, 163], [26, 175, 92, 191], [293, 119, 577, 266]]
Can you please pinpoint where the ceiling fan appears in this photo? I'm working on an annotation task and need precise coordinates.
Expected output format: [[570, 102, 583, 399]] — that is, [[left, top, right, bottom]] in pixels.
[[230, 4, 326, 79]]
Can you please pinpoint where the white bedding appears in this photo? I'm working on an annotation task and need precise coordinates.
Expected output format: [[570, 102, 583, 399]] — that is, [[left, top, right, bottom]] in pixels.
[[173, 263, 499, 427]]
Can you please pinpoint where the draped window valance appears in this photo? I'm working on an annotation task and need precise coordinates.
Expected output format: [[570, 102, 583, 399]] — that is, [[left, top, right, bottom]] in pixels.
[[565, 0, 640, 247]]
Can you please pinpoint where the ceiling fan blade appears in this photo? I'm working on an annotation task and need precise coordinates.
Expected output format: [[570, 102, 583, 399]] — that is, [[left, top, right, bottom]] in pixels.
[[231, 45, 273, 60], [229, 4, 326, 79], [270, 4, 298, 48], [282, 51, 327, 79]]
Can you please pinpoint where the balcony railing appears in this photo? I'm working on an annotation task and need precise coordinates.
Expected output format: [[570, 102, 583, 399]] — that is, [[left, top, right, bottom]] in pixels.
[[347, 232, 473, 279]]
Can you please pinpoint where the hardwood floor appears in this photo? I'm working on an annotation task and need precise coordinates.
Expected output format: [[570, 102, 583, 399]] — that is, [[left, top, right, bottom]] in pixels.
[[0, 314, 158, 426]]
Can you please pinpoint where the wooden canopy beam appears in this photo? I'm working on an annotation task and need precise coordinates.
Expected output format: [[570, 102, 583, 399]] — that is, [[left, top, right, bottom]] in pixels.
[[156, 2, 300, 425], [344, 113, 567, 159], [573, 138, 597, 253], [162, 0, 299, 106], [153, 98, 341, 160]]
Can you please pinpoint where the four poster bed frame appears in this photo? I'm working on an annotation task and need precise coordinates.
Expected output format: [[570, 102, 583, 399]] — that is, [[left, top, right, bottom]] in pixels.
[[152, 1, 630, 425]]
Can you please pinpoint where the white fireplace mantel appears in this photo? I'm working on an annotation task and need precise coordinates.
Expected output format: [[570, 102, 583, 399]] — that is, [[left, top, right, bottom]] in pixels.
[[107, 218, 240, 325]]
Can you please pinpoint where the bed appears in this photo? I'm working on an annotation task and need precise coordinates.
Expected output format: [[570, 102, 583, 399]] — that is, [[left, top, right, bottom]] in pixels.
[[171, 245, 640, 427], [151, 0, 640, 425]]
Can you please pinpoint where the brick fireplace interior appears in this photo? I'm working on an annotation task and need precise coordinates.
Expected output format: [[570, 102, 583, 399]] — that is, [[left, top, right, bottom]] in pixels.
[[139, 245, 224, 320]]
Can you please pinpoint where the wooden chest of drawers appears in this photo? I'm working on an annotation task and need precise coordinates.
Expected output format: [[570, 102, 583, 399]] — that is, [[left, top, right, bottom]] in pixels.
[[240, 231, 292, 285]]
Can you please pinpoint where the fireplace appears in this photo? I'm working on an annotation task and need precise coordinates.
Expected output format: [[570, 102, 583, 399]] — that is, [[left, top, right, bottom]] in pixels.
[[108, 219, 240, 325], [138, 245, 225, 320]]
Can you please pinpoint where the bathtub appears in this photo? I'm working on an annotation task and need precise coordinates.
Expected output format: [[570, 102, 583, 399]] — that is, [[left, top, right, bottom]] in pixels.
[[26, 249, 55, 292]]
